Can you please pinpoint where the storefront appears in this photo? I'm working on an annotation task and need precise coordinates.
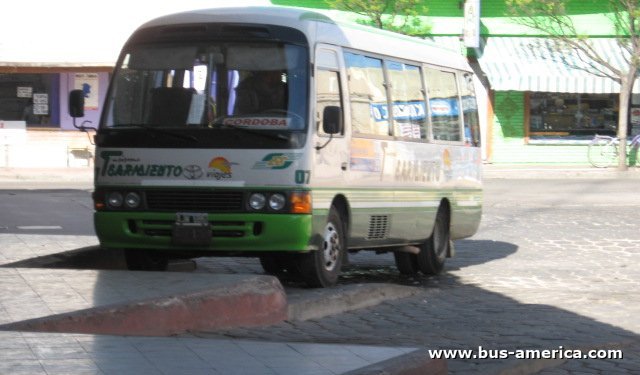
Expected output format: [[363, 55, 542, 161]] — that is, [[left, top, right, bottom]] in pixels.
[[478, 37, 640, 164], [0, 68, 111, 168]]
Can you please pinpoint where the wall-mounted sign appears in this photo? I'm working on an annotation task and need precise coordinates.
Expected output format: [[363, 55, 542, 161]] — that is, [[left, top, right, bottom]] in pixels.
[[463, 0, 480, 48], [17, 87, 33, 98], [74, 73, 99, 110], [32, 93, 49, 115]]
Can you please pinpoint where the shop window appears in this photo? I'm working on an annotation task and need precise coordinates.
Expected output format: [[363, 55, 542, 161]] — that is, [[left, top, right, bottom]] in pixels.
[[424, 67, 462, 142], [529, 93, 618, 136], [386, 60, 427, 140], [0, 74, 57, 127], [345, 52, 390, 137]]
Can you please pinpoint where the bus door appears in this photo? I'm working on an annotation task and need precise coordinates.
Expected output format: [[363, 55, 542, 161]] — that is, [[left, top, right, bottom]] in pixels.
[[313, 45, 348, 185]]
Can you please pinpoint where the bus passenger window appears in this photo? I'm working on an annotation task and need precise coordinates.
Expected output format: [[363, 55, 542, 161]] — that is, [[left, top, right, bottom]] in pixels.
[[316, 70, 343, 136], [459, 73, 481, 147], [345, 53, 389, 137], [387, 61, 427, 140], [425, 67, 462, 142]]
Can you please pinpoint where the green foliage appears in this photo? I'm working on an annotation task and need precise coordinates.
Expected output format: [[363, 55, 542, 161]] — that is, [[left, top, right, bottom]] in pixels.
[[326, 0, 432, 37]]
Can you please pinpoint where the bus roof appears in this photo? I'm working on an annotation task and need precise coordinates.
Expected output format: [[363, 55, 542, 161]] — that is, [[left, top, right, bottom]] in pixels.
[[137, 6, 470, 72]]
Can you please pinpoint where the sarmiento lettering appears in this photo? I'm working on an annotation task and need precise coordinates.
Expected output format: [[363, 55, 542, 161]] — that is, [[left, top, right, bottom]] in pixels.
[[106, 163, 183, 177]]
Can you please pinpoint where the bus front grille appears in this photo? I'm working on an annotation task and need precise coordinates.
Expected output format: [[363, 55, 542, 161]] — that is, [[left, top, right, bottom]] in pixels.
[[145, 189, 244, 211], [129, 219, 261, 238]]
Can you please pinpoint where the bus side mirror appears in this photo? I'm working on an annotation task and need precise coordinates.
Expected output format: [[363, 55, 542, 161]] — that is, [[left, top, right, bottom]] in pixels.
[[322, 106, 342, 135], [69, 90, 85, 118]]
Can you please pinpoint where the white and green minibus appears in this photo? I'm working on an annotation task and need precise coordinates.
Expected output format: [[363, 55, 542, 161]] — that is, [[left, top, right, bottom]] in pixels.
[[69, 6, 482, 287]]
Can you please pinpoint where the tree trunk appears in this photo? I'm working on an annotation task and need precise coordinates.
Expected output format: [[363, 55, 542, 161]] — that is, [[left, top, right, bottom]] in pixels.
[[617, 74, 633, 171]]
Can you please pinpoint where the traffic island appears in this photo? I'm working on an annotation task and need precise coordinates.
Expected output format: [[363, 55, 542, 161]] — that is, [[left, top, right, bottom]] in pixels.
[[0, 272, 287, 336]]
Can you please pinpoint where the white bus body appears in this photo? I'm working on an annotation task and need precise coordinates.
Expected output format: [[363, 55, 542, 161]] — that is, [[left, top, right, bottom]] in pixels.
[[83, 6, 482, 287]]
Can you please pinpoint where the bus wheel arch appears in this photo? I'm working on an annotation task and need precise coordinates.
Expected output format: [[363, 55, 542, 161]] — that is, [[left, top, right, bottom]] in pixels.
[[297, 198, 349, 287], [330, 194, 351, 239], [416, 199, 451, 276]]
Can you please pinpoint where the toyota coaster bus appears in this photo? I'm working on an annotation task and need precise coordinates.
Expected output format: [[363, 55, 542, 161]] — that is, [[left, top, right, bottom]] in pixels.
[[69, 6, 483, 287]]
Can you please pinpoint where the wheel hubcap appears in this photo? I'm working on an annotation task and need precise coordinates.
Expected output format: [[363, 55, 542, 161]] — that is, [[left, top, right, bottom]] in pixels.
[[322, 222, 340, 271]]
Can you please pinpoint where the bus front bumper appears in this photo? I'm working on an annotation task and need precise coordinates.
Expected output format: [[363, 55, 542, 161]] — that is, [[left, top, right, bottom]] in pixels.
[[94, 212, 313, 253]]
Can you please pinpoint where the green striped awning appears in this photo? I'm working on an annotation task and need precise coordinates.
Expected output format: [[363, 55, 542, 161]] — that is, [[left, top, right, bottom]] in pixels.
[[477, 37, 640, 94]]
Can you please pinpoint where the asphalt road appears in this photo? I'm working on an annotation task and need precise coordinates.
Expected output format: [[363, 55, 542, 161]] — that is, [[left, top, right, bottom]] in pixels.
[[0, 189, 94, 235]]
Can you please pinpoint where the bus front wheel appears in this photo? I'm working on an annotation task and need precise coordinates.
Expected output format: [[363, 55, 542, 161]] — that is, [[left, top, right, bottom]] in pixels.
[[259, 254, 299, 277], [298, 207, 345, 287], [124, 249, 169, 271], [416, 208, 449, 276]]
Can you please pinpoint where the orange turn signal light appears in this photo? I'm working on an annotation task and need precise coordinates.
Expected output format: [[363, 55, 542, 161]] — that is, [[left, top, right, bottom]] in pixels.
[[290, 191, 312, 214]]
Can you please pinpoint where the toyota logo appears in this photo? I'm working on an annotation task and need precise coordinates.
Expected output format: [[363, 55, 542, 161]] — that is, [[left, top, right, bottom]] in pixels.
[[183, 165, 204, 180]]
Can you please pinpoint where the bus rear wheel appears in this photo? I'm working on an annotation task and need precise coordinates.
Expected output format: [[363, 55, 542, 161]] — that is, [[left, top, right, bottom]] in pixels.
[[393, 251, 419, 275], [416, 207, 449, 276], [297, 207, 345, 287], [124, 249, 169, 271]]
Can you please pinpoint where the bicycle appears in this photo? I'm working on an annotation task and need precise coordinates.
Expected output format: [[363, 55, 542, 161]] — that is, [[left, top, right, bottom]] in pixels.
[[587, 133, 640, 168]]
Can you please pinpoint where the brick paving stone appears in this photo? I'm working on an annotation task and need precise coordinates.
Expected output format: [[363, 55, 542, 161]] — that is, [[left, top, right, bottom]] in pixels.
[[191, 182, 640, 374]]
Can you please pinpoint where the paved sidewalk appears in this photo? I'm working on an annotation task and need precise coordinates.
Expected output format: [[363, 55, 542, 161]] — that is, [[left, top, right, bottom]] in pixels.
[[0, 233, 443, 374], [482, 163, 640, 179], [0, 331, 422, 375]]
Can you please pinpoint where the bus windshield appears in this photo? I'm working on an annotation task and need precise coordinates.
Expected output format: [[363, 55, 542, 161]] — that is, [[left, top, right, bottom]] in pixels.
[[103, 42, 308, 135]]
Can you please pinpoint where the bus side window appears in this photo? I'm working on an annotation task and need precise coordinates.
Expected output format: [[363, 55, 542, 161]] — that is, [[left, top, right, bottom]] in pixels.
[[459, 72, 481, 147], [386, 61, 427, 140], [345, 52, 389, 137], [424, 67, 462, 142], [316, 70, 343, 136]]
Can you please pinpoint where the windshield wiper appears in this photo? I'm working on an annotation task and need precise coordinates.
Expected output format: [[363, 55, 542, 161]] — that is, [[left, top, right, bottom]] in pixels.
[[210, 121, 290, 142], [110, 124, 198, 143]]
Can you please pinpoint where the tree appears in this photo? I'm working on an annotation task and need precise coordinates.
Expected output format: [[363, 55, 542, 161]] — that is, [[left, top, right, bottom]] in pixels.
[[327, 0, 431, 37], [506, 0, 640, 171]]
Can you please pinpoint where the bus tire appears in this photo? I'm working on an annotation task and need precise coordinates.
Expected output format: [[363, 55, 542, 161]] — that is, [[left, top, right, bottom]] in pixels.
[[259, 254, 298, 276], [298, 207, 345, 287], [124, 249, 169, 271], [393, 251, 419, 275], [417, 208, 449, 276], [259, 255, 282, 274]]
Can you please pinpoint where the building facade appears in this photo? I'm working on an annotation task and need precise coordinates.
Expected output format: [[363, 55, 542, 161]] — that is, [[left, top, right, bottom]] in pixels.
[[0, 68, 109, 167], [0, 0, 268, 168], [1, 0, 634, 167], [275, 0, 639, 165]]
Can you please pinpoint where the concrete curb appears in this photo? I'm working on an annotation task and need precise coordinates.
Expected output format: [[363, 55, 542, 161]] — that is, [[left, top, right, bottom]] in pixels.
[[343, 349, 447, 375], [0, 274, 287, 336], [287, 283, 422, 321]]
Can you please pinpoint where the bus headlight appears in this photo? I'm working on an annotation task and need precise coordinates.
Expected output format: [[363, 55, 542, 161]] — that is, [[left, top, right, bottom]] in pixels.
[[107, 192, 124, 208], [249, 193, 266, 210], [124, 192, 141, 208], [268, 193, 286, 211]]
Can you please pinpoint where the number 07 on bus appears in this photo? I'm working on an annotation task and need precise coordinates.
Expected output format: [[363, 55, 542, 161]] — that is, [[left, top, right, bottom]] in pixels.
[[69, 6, 482, 287]]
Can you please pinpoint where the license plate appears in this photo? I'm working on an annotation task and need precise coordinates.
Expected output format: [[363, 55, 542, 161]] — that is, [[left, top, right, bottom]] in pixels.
[[171, 212, 211, 246]]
